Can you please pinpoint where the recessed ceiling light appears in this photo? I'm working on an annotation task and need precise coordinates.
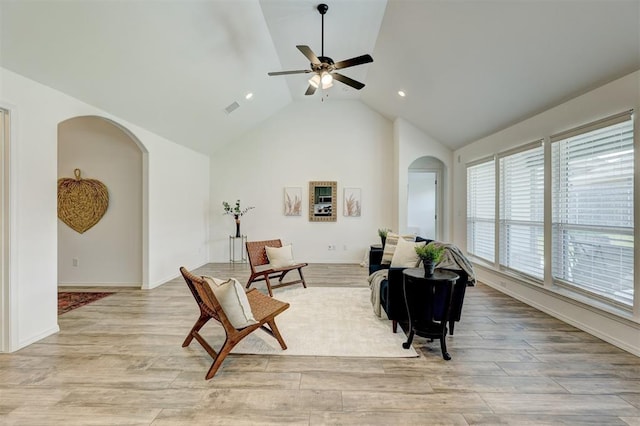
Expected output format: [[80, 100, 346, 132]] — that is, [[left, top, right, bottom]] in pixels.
[[397, 90, 406, 97], [245, 93, 254, 100]]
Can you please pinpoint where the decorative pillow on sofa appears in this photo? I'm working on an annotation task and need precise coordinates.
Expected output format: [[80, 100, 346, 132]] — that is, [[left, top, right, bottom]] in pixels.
[[381, 232, 416, 265], [265, 244, 296, 269], [203, 276, 257, 329], [391, 237, 426, 268]]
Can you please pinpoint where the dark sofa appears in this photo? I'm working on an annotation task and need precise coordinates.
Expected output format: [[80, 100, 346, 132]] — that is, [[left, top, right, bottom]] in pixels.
[[369, 238, 470, 335]]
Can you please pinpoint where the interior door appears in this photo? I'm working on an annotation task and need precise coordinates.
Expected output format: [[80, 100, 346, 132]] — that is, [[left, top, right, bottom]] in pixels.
[[408, 171, 437, 239]]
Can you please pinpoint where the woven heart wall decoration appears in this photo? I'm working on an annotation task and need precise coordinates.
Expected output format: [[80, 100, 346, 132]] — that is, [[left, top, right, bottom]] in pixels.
[[57, 168, 109, 234]]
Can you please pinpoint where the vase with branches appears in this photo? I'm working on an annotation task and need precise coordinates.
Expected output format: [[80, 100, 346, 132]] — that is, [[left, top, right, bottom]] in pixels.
[[223, 200, 254, 237]]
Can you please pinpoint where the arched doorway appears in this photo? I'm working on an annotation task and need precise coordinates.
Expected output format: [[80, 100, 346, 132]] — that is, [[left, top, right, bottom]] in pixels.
[[408, 156, 445, 240], [57, 116, 148, 288]]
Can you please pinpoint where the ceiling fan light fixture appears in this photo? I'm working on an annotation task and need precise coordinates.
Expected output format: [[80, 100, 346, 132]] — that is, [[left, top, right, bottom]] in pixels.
[[321, 71, 333, 86], [322, 79, 333, 90], [308, 74, 321, 88]]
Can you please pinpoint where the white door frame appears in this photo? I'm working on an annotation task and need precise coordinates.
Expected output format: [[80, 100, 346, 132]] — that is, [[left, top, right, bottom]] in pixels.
[[1, 107, 14, 352]]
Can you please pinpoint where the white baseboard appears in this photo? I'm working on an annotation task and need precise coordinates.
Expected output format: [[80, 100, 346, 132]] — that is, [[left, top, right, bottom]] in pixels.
[[146, 261, 209, 290], [58, 282, 141, 288], [480, 274, 640, 357], [16, 325, 59, 352]]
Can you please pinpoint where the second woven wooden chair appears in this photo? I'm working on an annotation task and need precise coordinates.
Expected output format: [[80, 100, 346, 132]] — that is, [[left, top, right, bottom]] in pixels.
[[245, 239, 308, 296]]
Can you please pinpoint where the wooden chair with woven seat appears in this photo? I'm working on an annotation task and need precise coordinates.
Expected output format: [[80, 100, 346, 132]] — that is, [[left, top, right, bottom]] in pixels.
[[245, 239, 308, 296], [179, 266, 290, 380]]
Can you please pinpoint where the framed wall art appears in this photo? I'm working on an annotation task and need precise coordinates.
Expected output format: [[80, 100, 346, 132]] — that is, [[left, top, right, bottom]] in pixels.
[[343, 187, 361, 217], [283, 187, 302, 216]]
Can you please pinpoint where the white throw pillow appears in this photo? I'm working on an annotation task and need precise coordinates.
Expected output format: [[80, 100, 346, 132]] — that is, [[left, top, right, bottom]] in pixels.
[[265, 244, 296, 269], [391, 237, 426, 268], [381, 232, 416, 265], [202, 276, 257, 329]]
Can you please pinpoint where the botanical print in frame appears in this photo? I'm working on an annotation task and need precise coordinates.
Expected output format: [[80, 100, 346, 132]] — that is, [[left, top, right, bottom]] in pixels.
[[343, 187, 361, 217], [284, 187, 302, 216]]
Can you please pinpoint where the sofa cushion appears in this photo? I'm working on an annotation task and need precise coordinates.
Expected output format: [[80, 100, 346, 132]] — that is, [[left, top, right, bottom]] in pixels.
[[391, 237, 426, 268], [381, 232, 416, 265]]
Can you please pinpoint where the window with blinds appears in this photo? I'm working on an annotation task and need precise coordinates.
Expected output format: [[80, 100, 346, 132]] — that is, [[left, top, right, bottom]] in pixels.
[[467, 159, 495, 262], [551, 112, 634, 305], [499, 143, 544, 279]]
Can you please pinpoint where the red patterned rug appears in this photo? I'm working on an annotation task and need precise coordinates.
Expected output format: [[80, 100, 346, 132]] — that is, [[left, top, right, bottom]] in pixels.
[[58, 292, 113, 315]]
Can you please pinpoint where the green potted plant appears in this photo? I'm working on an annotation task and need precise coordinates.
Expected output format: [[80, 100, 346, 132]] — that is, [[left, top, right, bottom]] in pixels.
[[415, 244, 445, 276], [378, 228, 391, 247]]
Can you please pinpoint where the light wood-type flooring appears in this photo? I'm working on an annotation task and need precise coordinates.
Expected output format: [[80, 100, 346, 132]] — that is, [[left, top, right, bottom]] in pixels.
[[1, 263, 639, 425]]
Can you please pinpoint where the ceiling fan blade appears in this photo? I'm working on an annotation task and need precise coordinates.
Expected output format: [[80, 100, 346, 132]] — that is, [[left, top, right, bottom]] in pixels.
[[268, 69, 311, 76], [304, 84, 317, 96], [297, 45, 321, 65], [333, 54, 374, 70], [332, 72, 365, 90]]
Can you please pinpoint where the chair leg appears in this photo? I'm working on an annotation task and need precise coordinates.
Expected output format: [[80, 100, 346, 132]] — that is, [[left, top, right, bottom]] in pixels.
[[278, 269, 290, 283], [392, 319, 397, 333], [298, 267, 307, 288], [182, 313, 211, 347], [246, 274, 256, 290], [265, 319, 287, 350], [263, 275, 274, 297], [205, 338, 236, 380], [449, 320, 455, 335]]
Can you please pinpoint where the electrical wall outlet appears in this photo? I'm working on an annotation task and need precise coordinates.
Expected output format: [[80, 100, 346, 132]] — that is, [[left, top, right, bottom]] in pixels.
[[72, 258, 79, 267]]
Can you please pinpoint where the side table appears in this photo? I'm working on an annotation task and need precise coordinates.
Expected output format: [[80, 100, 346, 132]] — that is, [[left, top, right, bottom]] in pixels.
[[401, 268, 459, 360], [229, 235, 247, 263]]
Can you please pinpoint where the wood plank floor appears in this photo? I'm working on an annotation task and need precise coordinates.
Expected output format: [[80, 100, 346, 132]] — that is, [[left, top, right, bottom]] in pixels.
[[1, 263, 639, 425]]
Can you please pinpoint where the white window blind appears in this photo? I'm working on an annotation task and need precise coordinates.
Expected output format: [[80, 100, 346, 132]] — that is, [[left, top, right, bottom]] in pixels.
[[551, 113, 634, 305], [467, 159, 495, 262], [499, 142, 544, 279]]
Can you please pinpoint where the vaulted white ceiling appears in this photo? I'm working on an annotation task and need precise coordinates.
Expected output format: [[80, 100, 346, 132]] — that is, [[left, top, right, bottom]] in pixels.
[[2, 0, 639, 156]]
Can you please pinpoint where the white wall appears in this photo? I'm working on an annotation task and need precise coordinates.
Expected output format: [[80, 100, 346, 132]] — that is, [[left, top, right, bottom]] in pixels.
[[452, 71, 640, 356], [394, 118, 452, 240], [58, 116, 143, 286], [1, 67, 210, 351], [147, 138, 210, 287], [209, 100, 393, 264]]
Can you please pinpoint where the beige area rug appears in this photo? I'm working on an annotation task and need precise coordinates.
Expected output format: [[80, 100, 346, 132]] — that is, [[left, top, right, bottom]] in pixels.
[[231, 286, 418, 357]]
